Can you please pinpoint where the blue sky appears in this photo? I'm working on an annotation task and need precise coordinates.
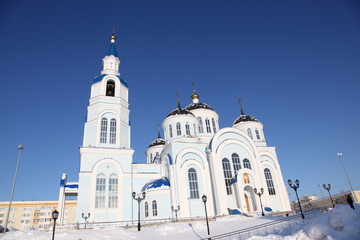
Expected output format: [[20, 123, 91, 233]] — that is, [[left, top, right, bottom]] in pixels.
[[1, 0, 359, 202]]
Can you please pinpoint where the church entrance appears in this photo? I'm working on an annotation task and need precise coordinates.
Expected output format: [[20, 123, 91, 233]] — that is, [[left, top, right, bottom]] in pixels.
[[244, 193, 250, 212]]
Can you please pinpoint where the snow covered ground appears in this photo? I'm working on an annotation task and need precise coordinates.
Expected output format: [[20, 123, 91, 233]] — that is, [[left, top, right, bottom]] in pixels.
[[1, 204, 359, 240]]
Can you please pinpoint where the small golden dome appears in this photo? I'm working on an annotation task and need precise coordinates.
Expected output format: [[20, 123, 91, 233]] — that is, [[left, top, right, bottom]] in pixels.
[[110, 33, 116, 43], [191, 92, 199, 100]]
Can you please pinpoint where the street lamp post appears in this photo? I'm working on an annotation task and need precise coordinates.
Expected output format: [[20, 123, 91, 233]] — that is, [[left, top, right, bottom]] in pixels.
[[81, 213, 90, 229], [132, 191, 146, 231], [323, 184, 335, 208], [202, 194, 210, 236], [337, 153, 357, 202], [288, 179, 305, 219], [254, 188, 265, 216], [51, 209, 59, 240], [4, 144, 24, 234], [171, 205, 180, 222]]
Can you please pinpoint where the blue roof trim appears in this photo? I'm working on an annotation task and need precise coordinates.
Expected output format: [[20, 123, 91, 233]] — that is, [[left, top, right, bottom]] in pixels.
[[227, 208, 242, 215], [166, 154, 173, 165], [264, 207, 273, 212], [60, 179, 65, 187], [106, 43, 118, 57], [92, 74, 128, 88], [230, 172, 238, 185], [65, 184, 78, 189], [141, 177, 170, 192]]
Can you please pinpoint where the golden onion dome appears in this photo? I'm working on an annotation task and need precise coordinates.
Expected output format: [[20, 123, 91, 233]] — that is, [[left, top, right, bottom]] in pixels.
[[191, 92, 199, 100], [110, 33, 116, 43]]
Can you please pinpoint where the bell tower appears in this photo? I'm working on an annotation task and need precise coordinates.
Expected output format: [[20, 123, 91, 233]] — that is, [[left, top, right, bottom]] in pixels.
[[82, 32, 131, 149], [76, 33, 134, 222]]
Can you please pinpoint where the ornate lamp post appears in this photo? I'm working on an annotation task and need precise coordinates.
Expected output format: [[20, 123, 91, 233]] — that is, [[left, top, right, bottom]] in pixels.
[[51, 209, 59, 240], [132, 191, 146, 231], [202, 194, 210, 236], [81, 213, 91, 229], [288, 179, 305, 219], [337, 153, 357, 202], [322, 184, 335, 208], [254, 188, 265, 216], [171, 205, 180, 222], [4, 145, 24, 234]]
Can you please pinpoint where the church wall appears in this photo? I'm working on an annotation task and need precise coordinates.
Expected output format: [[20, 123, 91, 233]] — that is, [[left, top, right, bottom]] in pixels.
[[79, 148, 133, 172]]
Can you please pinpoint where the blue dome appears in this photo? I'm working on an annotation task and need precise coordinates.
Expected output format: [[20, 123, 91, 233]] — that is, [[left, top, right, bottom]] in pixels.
[[141, 177, 170, 192]]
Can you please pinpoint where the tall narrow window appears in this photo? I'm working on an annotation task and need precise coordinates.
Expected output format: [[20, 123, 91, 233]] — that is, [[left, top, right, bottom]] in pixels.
[[169, 125, 173, 138], [188, 168, 199, 199], [205, 118, 211, 133], [222, 158, 233, 195], [150, 153, 153, 162], [212, 118, 217, 133], [198, 117, 204, 133], [232, 153, 241, 173], [145, 202, 149, 217], [95, 175, 106, 208], [152, 200, 158, 216], [247, 128, 253, 139], [100, 118, 108, 143], [243, 159, 252, 170], [255, 129, 260, 140], [193, 124, 196, 135], [176, 122, 181, 136], [106, 80, 115, 96], [185, 123, 190, 135], [108, 174, 118, 208], [264, 168, 276, 195], [109, 118, 116, 144]]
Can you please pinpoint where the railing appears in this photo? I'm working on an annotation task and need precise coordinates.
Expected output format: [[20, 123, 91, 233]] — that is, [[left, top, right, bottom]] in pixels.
[[51, 208, 325, 240], [54, 216, 212, 231], [202, 209, 323, 240]]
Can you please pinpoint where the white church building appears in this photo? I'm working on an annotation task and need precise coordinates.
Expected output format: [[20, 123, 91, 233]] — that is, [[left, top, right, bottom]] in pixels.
[[58, 33, 291, 224]]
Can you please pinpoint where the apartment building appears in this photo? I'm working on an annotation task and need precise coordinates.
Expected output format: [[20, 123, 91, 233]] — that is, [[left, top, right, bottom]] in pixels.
[[0, 200, 76, 230]]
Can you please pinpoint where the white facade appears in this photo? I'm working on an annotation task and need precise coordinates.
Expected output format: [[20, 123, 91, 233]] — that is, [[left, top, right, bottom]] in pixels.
[[63, 33, 291, 224]]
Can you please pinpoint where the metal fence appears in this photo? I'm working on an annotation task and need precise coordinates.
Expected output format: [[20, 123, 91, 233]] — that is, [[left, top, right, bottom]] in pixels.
[[201, 209, 323, 240]]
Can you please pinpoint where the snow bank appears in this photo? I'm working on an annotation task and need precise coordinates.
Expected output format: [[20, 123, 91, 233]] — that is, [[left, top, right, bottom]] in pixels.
[[1, 204, 359, 240], [250, 204, 360, 240]]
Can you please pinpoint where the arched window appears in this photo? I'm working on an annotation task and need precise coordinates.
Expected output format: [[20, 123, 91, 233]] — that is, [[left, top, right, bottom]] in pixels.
[[100, 118, 108, 143], [232, 153, 241, 173], [176, 122, 181, 136], [108, 174, 118, 208], [144, 202, 149, 217], [205, 118, 211, 133], [169, 125, 173, 138], [185, 123, 190, 135], [106, 80, 115, 96], [95, 174, 106, 208], [150, 153, 153, 162], [188, 168, 199, 199], [243, 159, 252, 170], [212, 118, 217, 133], [222, 158, 233, 195], [109, 119, 116, 144], [264, 168, 276, 195], [247, 128, 253, 139], [255, 129, 260, 140], [193, 124, 197, 135], [152, 200, 158, 216], [198, 117, 204, 133]]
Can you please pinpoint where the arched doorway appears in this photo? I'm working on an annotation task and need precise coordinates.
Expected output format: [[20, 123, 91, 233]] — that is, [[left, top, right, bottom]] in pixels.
[[243, 186, 257, 213], [244, 193, 250, 212]]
